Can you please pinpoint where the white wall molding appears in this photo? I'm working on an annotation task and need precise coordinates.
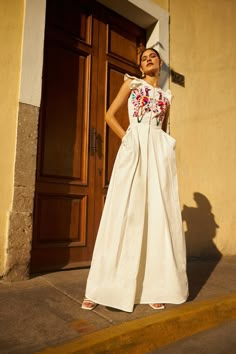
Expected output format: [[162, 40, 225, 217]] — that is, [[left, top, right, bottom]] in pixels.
[[20, 0, 46, 107]]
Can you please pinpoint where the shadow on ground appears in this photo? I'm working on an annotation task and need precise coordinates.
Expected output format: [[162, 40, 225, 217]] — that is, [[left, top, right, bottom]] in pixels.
[[182, 192, 222, 301]]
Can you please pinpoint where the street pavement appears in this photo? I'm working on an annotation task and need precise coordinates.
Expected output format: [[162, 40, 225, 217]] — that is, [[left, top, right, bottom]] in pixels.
[[0, 256, 235, 353], [149, 320, 236, 354]]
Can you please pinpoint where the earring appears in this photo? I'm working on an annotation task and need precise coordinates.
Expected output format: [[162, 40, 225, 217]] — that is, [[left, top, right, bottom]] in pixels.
[[141, 72, 145, 78]]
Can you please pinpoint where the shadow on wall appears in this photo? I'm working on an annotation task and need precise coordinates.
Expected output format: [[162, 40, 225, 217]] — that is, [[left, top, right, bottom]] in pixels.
[[182, 192, 222, 301]]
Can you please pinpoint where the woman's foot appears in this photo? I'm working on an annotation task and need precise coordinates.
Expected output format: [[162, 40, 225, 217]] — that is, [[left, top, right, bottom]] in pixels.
[[81, 298, 97, 311], [149, 303, 165, 310]]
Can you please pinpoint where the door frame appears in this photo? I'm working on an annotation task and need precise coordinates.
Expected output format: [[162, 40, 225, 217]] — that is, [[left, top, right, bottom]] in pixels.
[[4, 0, 170, 280], [20, 0, 170, 108]]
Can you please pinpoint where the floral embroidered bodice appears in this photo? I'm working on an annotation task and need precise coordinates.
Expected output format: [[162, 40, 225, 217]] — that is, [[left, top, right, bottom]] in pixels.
[[125, 74, 172, 128]]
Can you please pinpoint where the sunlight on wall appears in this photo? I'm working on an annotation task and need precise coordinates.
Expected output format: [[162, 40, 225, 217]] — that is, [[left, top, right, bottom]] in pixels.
[[169, 0, 236, 256], [0, 0, 25, 273], [153, 0, 236, 256]]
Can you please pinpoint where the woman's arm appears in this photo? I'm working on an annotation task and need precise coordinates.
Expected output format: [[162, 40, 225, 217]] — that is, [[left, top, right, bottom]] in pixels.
[[162, 105, 170, 133], [105, 79, 131, 139]]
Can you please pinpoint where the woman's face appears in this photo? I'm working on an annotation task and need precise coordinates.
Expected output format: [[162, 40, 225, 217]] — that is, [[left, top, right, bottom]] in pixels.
[[140, 49, 161, 76]]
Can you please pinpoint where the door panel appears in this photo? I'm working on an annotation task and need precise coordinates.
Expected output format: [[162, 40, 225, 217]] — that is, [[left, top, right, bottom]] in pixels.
[[109, 29, 138, 64], [36, 194, 87, 244], [41, 44, 90, 181], [46, 0, 92, 44], [31, 0, 145, 272]]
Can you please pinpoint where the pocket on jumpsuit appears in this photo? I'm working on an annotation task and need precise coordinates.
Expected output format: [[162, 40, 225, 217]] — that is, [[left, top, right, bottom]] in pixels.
[[117, 127, 135, 171], [163, 132, 179, 202], [121, 126, 132, 145], [163, 131, 176, 150]]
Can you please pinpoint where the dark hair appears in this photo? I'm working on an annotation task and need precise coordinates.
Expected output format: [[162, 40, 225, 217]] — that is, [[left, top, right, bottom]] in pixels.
[[139, 48, 161, 66]]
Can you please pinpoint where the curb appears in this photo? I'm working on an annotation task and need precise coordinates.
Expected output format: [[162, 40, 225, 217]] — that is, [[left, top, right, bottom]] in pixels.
[[36, 293, 236, 354]]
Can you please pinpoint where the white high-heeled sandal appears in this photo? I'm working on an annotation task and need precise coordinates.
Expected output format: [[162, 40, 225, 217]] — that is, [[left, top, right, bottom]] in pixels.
[[149, 303, 165, 310], [81, 298, 97, 311]]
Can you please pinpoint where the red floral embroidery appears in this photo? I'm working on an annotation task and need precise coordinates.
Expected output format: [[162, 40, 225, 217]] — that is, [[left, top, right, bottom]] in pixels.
[[130, 86, 169, 125]]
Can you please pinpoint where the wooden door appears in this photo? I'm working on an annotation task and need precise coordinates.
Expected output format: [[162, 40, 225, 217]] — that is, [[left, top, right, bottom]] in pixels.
[[31, 0, 145, 272]]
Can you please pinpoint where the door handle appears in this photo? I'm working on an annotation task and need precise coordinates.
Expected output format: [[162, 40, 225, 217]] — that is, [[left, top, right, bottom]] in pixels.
[[90, 128, 102, 159]]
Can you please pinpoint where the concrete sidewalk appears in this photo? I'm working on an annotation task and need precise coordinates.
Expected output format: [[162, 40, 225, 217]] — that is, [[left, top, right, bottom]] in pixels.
[[0, 257, 235, 354]]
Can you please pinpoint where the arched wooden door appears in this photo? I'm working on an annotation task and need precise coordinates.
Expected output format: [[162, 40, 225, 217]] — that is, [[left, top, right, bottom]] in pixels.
[[31, 0, 145, 272]]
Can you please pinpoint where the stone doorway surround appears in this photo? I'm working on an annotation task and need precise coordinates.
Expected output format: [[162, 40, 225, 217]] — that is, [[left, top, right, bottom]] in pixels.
[[3, 0, 169, 280]]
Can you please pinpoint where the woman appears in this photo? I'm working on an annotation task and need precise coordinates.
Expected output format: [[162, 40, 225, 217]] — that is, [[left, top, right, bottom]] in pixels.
[[82, 48, 188, 312]]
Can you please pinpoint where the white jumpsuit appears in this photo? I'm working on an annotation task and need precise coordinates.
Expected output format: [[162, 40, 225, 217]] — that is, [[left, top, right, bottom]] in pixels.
[[85, 75, 188, 312]]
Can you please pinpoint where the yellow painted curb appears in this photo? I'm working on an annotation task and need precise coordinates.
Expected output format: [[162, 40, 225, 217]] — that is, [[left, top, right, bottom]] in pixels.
[[36, 293, 236, 354]]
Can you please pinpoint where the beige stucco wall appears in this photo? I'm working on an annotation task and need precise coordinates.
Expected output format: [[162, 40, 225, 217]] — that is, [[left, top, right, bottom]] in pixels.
[[154, 0, 236, 256], [0, 0, 25, 274]]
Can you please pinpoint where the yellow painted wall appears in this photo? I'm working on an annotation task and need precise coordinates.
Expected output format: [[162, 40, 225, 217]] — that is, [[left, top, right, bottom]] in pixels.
[[0, 0, 25, 273], [154, 0, 236, 256], [153, 0, 168, 11]]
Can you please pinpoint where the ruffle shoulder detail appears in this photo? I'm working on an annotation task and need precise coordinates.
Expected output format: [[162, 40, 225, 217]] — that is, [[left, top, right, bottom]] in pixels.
[[124, 73, 143, 90], [164, 89, 172, 104]]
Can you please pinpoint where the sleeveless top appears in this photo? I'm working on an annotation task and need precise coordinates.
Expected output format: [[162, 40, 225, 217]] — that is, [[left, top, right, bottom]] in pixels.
[[124, 74, 172, 128]]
